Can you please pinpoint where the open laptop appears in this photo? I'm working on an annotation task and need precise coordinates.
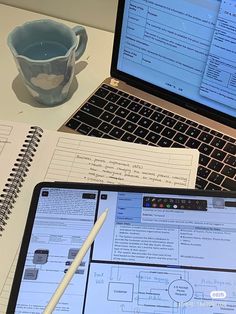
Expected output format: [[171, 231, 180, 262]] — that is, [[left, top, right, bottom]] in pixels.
[[7, 182, 236, 313], [59, 0, 236, 191]]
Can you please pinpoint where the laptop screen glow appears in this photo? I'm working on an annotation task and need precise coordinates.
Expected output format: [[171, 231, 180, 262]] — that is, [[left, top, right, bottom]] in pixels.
[[117, 0, 236, 118]]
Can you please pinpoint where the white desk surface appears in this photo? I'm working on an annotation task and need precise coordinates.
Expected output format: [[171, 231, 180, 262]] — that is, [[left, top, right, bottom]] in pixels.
[[0, 4, 114, 130], [0, 5, 113, 310]]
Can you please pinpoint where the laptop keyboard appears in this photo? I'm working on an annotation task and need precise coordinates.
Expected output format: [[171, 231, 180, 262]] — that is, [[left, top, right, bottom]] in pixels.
[[65, 84, 236, 191]]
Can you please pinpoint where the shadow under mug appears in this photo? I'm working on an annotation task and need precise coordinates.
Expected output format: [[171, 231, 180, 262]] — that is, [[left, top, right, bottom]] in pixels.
[[7, 19, 88, 106]]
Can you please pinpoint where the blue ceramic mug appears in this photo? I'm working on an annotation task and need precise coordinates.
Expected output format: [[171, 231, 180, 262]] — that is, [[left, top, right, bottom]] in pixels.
[[7, 19, 88, 105]]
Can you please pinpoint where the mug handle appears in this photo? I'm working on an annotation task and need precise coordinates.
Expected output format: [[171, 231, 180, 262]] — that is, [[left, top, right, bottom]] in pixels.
[[72, 25, 88, 61]]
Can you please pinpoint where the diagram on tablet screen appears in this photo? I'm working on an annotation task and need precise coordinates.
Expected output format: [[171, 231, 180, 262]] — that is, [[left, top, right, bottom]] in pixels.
[[84, 263, 236, 314]]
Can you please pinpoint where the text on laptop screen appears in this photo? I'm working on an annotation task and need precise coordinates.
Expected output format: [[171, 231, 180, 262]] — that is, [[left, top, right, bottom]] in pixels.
[[117, 0, 236, 118], [13, 187, 236, 313]]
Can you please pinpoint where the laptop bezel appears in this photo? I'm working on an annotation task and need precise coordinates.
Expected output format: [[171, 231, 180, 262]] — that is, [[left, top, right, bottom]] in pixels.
[[110, 0, 236, 129]]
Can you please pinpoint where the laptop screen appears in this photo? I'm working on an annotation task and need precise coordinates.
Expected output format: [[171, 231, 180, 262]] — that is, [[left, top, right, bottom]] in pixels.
[[115, 0, 236, 120], [7, 183, 236, 313]]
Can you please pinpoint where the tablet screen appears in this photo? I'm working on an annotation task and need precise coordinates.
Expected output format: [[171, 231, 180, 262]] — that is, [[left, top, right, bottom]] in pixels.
[[7, 183, 236, 313]]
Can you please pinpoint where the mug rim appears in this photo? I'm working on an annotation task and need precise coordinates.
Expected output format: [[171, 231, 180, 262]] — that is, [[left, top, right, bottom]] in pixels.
[[7, 19, 79, 63]]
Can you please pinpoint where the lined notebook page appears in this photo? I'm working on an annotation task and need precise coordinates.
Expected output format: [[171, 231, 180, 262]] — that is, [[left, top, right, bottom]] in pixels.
[[0, 129, 199, 309], [37, 132, 199, 187], [0, 250, 19, 313]]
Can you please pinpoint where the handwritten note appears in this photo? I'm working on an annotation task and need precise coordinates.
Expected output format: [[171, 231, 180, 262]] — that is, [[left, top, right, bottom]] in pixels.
[[43, 136, 198, 188]]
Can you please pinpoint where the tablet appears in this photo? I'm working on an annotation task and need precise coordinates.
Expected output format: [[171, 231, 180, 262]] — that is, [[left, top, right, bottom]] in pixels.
[[7, 182, 236, 313]]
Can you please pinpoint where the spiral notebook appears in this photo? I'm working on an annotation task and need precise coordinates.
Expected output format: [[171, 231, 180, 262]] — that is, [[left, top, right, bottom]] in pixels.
[[0, 119, 199, 295]]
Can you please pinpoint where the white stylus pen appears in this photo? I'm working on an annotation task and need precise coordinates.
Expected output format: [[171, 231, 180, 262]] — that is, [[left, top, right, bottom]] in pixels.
[[43, 208, 109, 314]]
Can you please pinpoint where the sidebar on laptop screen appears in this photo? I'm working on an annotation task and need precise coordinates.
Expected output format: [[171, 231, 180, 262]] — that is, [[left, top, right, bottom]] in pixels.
[[117, 0, 236, 117]]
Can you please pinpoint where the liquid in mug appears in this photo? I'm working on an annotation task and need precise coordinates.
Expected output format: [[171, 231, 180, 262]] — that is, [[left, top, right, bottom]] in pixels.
[[21, 41, 68, 60]]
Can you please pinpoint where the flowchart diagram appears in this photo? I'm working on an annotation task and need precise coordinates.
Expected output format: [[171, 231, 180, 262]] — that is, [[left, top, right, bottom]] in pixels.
[[84, 263, 236, 314]]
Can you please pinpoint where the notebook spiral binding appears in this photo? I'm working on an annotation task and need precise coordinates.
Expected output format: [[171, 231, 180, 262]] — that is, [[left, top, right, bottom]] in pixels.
[[0, 126, 43, 234]]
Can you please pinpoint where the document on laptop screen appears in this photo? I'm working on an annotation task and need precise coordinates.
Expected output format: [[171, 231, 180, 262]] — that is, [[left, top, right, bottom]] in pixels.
[[200, 0, 236, 108], [8, 186, 236, 313], [117, 0, 236, 117]]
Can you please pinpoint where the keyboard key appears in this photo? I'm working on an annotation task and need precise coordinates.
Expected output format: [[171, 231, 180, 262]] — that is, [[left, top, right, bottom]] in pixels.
[[196, 177, 208, 189], [116, 107, 130, 118], [221, 165, 236, 178], [223, 135, 235, 143], [117, 97, 131, 107], [81, 103, 103, 117], [224, 143, 236, 155], [208, 172, 224, 185], [162, 117, 176, 128], [88, 95, 107, 107], [150, 122, 164, 133], [222, 177, 236, 190], [197, 166, 211, 179], [123, 121, 137, 133], [140, 100, 152, 107], [173, 132, 188, 145], [174, 122, 188, 132], [128, 95, 139, 102], [150, 111, 165, 123], [161, 127, 176, 139], [139, 107, 153, 117], [139, 117, 152, 128], [121, 132, 137, 142], [100, 111, 115, 122], [128, 101, 142, 112], [199, 154, 210, 167], [206, 182, 222, 190], [225, 154, 236, 167], [117, 90, 129, 98], [211, 137, 226, 149], [186, 120, 198, 127], [199, 143, 214, 155], [186, 127, 201, 137], [158, 137, 173, 147], [104, 102, 119, 113], [98, 122, 113, 133], [198, 132, 213, 143], [110, 127, 125, 139], [106, 92, 120, 102], [89, 129, 103, 137], [95, 87, 109, 98], [211, 149, 226, 161], [145, 132, 161, 144], [111, 116, 126, 127], [210, 130, 223, 138], [134, 126, 149, 138], [127, 112, 141, 123], [198, 125, 210, 132], [134, 138, 149, 145], [102, 84, 117, 92], [77, 124, 92, 135], [163, 110, 174, 117], [186, 138, 201, 149], [208, 159, 223, 172], [66, 118, 80, 130], [73, 111, 101, 128]]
